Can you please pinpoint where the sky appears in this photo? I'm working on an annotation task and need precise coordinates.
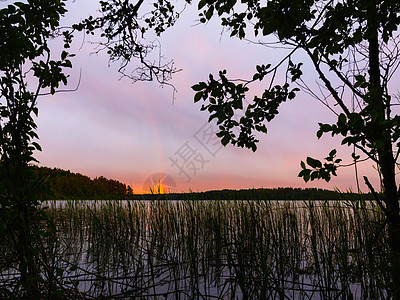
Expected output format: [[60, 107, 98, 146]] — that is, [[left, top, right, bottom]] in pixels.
[[29, 0, 382, 194]]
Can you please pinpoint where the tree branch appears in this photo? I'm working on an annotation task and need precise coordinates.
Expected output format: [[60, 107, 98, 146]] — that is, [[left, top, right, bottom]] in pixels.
[[364, 176, 388, 215], [304, 47, 351, 116]]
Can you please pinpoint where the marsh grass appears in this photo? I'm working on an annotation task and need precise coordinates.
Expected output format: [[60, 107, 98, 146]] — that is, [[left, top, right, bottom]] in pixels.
[[0, 198, 392, 298]]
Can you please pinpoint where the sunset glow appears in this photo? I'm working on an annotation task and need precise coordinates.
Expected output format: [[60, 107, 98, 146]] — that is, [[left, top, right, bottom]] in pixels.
[[33, 1, 381, 194]]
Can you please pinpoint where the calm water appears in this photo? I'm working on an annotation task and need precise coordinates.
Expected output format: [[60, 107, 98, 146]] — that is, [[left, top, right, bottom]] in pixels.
[[1, 199, 390, 299]]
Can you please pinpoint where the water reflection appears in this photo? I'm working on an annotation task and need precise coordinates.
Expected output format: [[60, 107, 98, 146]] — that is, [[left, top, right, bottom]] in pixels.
[[1, 200, 391, 299]]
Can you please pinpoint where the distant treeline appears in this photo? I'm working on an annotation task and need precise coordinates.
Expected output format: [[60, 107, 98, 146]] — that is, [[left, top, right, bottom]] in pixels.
[[34, 166, 372, 200], [134, 187, 373, 201], [34, 166, 131, 200]]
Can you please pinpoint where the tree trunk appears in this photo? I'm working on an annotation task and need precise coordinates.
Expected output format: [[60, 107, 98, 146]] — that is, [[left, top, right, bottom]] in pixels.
[[379, 149, 400, 297], [8, 130, 41, 298], [368, 2, 400, 296]]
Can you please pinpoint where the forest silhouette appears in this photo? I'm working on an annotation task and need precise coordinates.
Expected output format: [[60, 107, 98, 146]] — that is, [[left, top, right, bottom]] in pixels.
[[35, 166, 370, 201]]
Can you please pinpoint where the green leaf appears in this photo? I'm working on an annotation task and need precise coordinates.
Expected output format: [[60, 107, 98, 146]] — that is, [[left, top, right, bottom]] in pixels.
[[306, 157, 322, 168], [61, 50, 68, 60], [319, 123, 332, 133], [252, 73, 260, 81], [338, 113, 346, 124], [255, 124, 267, 133], [194, 91, 203, 102], [221, 134, 230, 146], [310, 171, 319, 180], [298, 169, 311, 178], [192, 82, 206, 91], [328, 149, 337, 157], [63, 60, 72, 68], [198, 0, 207, 10], [32, 107, 39, 117], [32, 142, 42, 151], [205, 6, 214, 20]]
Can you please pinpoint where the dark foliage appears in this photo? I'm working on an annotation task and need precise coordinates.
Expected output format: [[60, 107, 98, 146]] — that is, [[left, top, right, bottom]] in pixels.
[[33, 166, 129, 199]]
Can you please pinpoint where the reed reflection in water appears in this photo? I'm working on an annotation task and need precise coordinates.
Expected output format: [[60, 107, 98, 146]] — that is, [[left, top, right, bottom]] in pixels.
[[0, 199, 392, 299]]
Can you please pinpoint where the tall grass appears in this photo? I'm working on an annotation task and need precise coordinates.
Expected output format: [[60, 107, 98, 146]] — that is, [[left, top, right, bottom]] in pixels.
[[0, 199, 391, 298]]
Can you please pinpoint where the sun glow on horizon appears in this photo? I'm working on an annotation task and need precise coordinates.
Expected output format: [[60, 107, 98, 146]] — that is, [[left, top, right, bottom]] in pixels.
[[148, 183, 166, 194], [141, 172, 178, 194]]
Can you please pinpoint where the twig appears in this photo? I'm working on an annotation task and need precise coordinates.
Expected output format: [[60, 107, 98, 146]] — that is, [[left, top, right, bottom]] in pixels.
[[363, 176, 388, 215]]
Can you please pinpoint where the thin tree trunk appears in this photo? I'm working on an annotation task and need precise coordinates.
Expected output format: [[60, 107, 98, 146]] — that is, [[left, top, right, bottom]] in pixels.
[[368, 2, 400, 296], [8, 130, 41, 298], [379, 150, 400, 297]]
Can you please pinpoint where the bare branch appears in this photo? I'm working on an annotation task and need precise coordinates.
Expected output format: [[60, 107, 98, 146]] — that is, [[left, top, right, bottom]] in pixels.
[[304, 47, 352, 116]]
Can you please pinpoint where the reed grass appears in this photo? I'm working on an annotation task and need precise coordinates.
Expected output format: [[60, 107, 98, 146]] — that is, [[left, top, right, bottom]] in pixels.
[[0, 198, 391, 299]]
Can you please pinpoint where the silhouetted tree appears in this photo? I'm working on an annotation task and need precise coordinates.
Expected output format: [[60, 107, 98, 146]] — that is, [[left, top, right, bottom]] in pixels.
[[0, 1, 73, 297], [34, 167, 129, 199]]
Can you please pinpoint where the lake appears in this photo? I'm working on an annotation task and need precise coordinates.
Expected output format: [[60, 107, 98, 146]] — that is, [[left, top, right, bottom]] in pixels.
[[0, 199, 391, 299]]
